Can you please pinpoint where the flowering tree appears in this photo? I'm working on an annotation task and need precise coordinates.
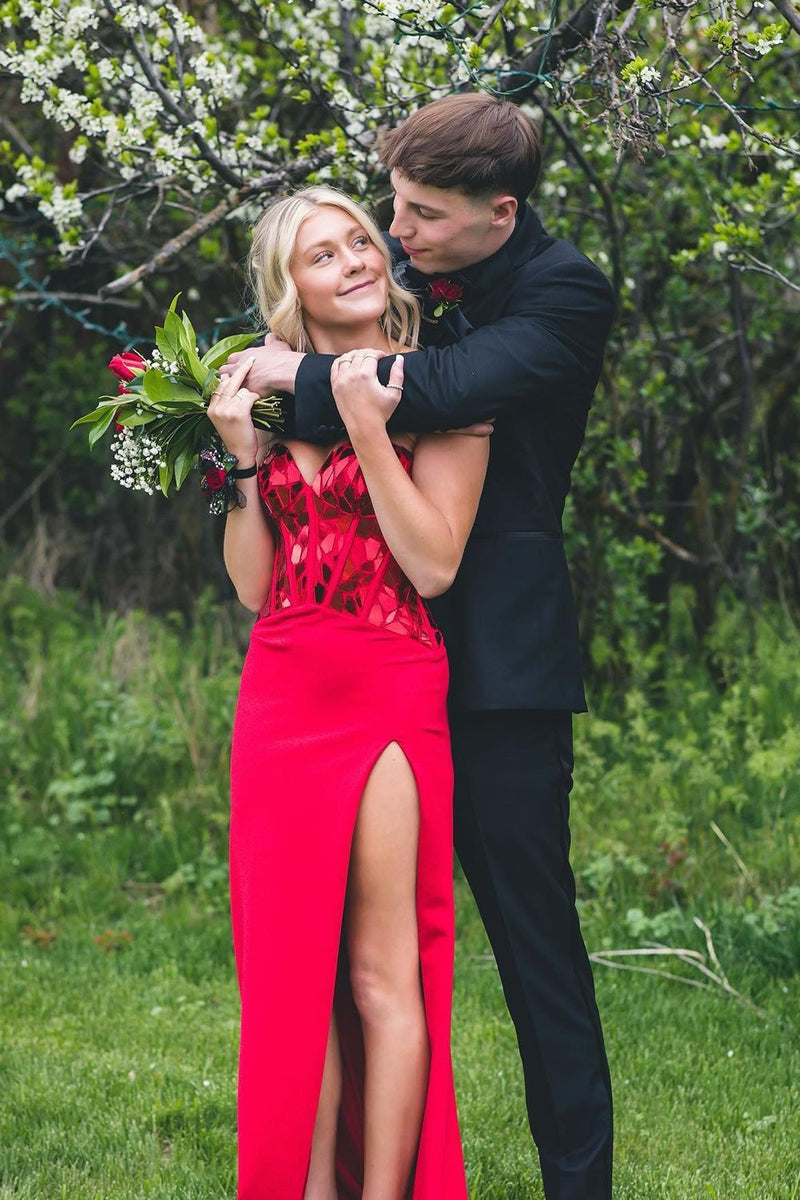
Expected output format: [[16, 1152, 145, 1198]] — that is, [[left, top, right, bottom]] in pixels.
[[1, 0, 797, 307], [1, 0, 798, 664]]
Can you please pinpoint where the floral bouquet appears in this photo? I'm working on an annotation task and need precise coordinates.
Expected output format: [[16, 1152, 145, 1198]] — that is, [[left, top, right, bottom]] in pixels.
[[73, 295, 283, 510]]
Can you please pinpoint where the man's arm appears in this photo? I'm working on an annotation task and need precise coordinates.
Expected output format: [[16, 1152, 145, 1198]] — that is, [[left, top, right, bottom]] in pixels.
[[224, 249, 613, 441], [292, 253, 613, 440]]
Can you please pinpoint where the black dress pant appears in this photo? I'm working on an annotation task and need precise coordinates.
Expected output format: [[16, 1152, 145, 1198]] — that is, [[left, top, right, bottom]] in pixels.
[[450, 709, 613, 1200]]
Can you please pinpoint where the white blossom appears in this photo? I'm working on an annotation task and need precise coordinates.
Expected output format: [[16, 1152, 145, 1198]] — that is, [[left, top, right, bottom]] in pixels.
[[39, 185, 83, 232], [752, 30, 783, 56], [5, 182, 29, 203]]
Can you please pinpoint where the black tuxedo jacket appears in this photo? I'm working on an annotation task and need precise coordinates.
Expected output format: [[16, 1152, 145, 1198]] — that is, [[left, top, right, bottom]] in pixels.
[[291, 205, 614, 712]]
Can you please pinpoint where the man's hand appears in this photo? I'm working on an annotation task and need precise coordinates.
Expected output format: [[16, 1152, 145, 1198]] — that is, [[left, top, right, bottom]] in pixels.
[[448, 420, 494, 437], [330, 349, 400, 438], [221, 333, 305, 395]]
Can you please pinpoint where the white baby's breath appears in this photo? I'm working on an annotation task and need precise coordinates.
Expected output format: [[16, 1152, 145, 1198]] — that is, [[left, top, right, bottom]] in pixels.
[[110, 428, 165, 494]]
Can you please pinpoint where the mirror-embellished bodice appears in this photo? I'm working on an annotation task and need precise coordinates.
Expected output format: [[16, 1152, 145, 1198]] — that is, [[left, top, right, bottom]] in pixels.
[[257, 442, 440, 646]]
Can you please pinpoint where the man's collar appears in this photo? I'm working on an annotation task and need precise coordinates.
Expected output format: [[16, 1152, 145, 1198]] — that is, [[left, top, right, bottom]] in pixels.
[[389, 204, 545, 298]]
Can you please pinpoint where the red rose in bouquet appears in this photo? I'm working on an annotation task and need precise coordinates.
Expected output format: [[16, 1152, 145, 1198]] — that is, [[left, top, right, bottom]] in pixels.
[[108, 351, 147, 381]]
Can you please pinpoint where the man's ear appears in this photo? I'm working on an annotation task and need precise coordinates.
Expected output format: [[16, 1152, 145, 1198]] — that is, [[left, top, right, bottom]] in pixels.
[[491, 196, 518, 228]]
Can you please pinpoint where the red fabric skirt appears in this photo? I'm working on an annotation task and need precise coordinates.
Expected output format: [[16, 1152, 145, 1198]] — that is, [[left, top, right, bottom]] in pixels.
[[229, 605, 467, 1199]]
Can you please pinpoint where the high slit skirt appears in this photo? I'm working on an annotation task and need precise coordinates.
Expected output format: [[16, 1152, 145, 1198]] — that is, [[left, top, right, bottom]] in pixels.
[[229, 605, 467, 1200]]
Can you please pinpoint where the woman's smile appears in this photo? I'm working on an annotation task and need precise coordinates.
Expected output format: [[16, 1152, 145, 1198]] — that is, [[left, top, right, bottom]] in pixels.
[[339, 277, 376, 296]]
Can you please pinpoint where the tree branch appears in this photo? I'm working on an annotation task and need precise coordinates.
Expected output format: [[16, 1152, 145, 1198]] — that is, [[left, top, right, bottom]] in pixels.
[[108, 1, 245, 189], [0, 453, 64, 534], [769, 0, 800, 36], [543, 107, 625, 297], [475, 0, 510, 45], [101, 152, 336, 296], [734, 253, 800, 293], [599, 494, 714, 566], [499, 0, 636, 97], [0, 112, 35, 157]]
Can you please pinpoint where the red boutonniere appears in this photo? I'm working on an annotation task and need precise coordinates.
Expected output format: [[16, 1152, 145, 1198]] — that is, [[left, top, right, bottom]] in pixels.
[[429, 277, 464, 317]]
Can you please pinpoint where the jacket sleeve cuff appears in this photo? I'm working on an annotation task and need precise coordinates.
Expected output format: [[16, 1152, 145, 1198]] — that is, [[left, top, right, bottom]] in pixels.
[[294, 353, 344, 442]]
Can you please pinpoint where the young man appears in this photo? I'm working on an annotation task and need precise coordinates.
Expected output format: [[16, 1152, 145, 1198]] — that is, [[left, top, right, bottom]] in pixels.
[[224, 93, 614, 1199]]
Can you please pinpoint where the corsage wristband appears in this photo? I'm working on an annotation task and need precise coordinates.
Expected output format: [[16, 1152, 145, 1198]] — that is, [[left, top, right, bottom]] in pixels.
[[198, 441, 256, 515]]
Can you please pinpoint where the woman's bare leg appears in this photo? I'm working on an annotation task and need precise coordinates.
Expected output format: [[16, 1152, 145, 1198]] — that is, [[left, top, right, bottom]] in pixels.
[[346, 742, 429, 1200], [304, 1013, 342, 1200]]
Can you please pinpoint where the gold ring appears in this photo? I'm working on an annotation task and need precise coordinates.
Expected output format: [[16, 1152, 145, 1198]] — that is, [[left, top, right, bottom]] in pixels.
[[386, 383, 403, 391]]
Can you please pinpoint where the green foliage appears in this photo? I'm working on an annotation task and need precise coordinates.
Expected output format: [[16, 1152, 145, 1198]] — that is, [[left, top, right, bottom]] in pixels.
[[570, 594, 800, 973], [3, 583, 798, 947], [1, 877, 799, 1197], [0, 580, 248, 913]]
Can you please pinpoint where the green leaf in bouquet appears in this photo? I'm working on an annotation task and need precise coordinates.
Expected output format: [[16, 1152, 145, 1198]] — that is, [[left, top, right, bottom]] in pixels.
[[158, 414, 200, 454], [141, 368, 179, 405], [158, 457, 174, 498], [178, 330, 208, 389], [117, 410, 159, 429], [158, 382, 207, 406], [201, 332, 260, 372], [71, 398, 120, 429], [163, 308, 185, 358], [155, 321, 182, 364], [180, 308, 195, 337], [173, 445, 197, 490], [86, 404, 120, 448], [200, 367, 219, 399]]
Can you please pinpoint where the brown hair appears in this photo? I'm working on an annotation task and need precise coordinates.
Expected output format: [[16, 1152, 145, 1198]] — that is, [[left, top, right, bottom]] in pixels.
[[378, 94, 542, 204], [248, 186, 419, 353]]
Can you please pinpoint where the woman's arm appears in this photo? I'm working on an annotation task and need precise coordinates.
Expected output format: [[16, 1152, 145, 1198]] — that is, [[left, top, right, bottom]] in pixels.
[[207, 358, 275, 612], [333, 355, 489, 599]]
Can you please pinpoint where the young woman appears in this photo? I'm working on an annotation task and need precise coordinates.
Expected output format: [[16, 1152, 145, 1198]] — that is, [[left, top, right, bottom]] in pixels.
[[208, 186, 488, 1200]]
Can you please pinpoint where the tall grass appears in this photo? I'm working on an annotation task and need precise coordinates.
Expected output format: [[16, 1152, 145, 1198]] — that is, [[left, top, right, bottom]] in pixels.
[[3, 577, 798, 932]]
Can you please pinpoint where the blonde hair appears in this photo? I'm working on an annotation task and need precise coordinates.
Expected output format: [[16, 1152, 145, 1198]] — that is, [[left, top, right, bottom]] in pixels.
[[248, 185, 419, 353]]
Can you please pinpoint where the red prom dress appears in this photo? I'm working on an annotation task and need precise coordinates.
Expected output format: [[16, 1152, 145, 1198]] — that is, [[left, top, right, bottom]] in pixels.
[[229, 440, 467, 1200]]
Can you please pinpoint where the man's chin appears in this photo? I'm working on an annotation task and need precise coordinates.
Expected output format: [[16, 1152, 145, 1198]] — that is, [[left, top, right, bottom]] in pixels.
[[410, 257, 448, 276]]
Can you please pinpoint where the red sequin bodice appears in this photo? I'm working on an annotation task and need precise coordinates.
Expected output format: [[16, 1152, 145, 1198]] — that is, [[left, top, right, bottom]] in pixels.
[[257, 441, 440, 645]]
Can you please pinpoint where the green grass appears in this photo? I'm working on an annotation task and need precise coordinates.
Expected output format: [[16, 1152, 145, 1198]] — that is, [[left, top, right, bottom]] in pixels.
[[2, 582, 800, 1196], [1, 878, 799, 1199]]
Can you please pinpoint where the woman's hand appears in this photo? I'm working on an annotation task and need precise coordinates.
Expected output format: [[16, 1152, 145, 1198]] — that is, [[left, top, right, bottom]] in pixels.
[[207, 355, 262, 465], [221, 333, 304, 395], [330, 350, 404, 441]]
